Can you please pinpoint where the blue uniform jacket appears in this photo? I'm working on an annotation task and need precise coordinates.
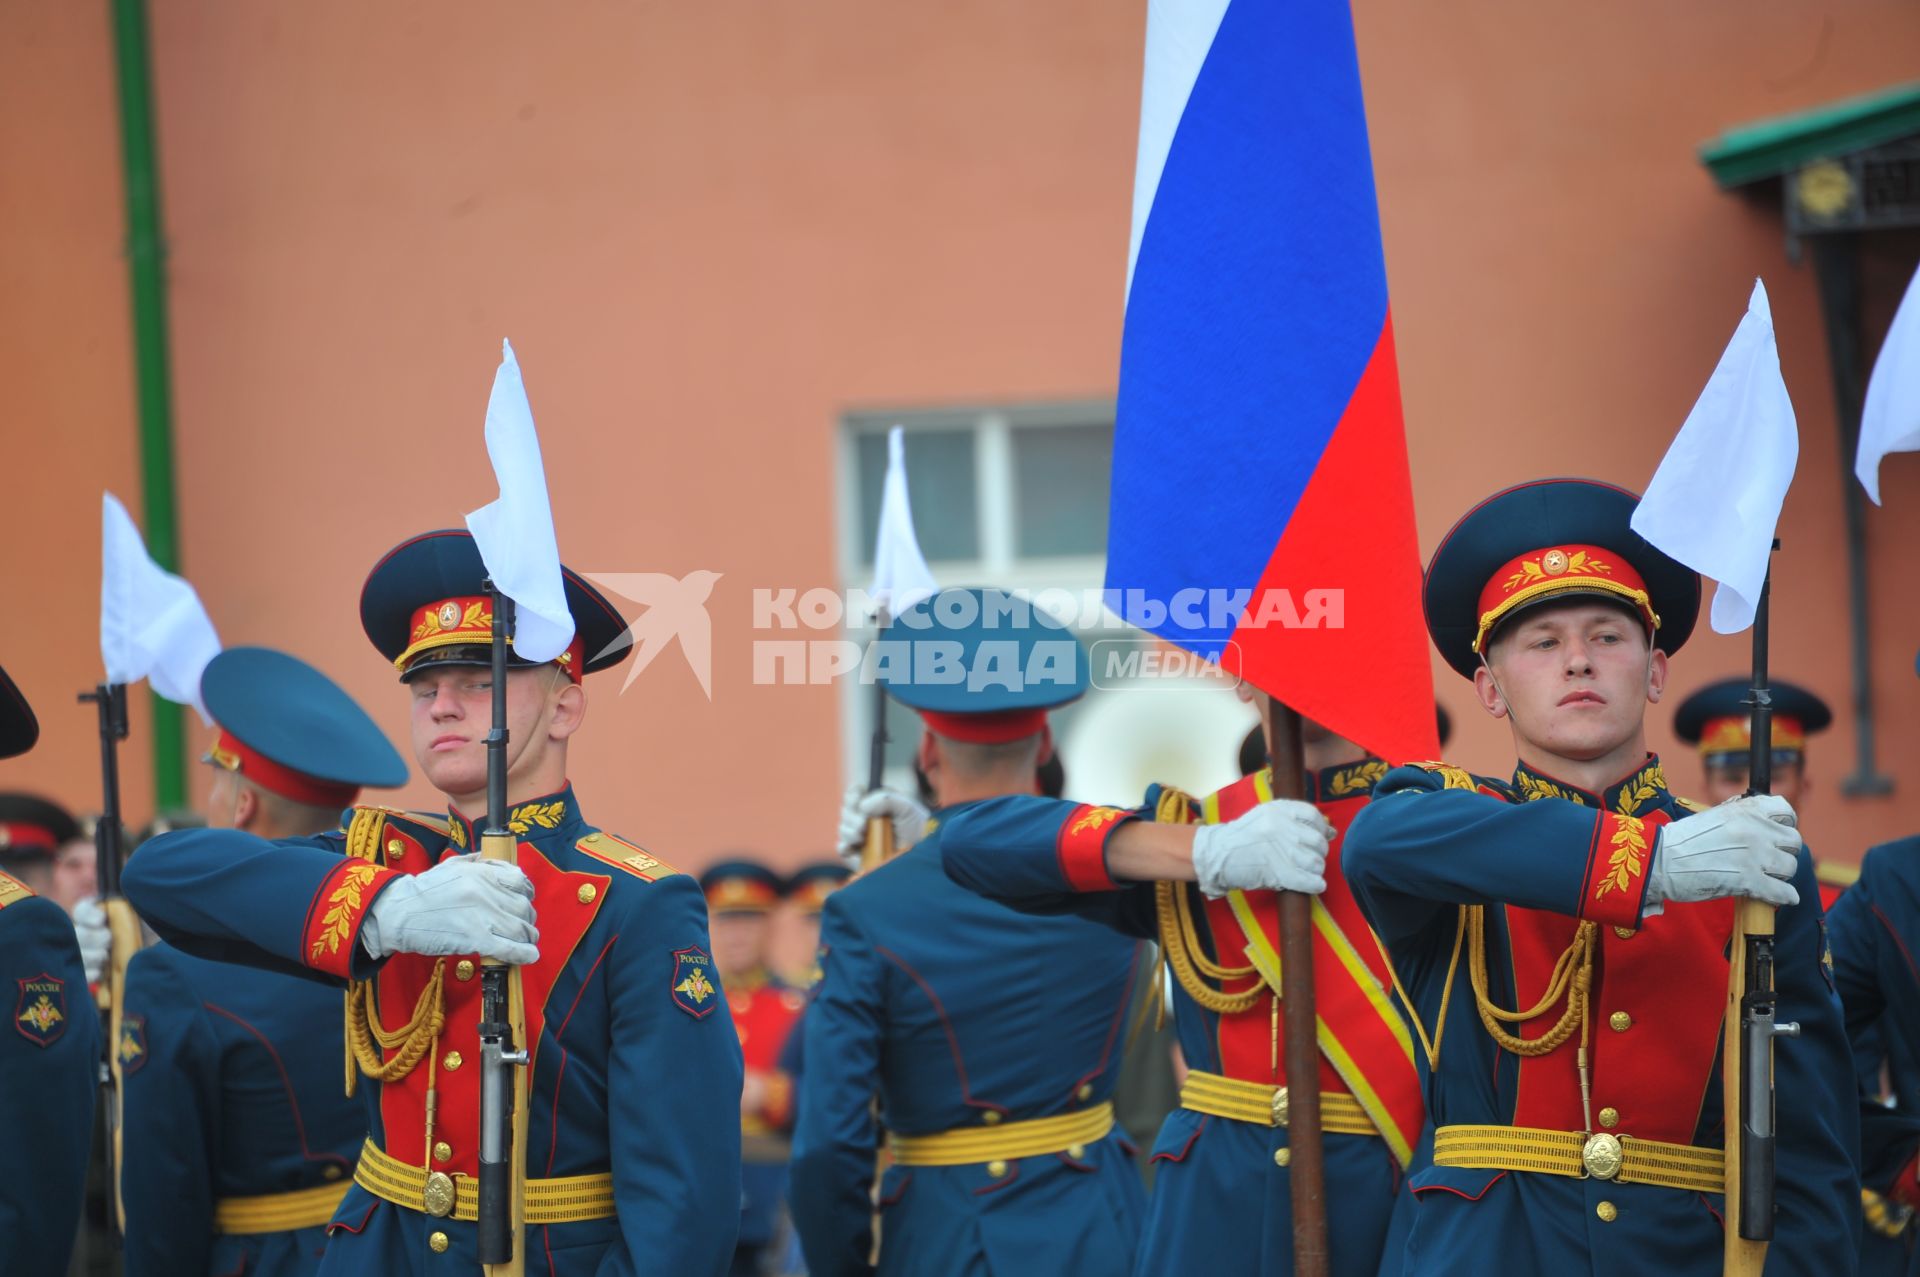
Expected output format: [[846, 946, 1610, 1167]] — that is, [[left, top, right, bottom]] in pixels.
[[1829, 837, 1920, 1262], [789, 807, 1147, 1277], [940, 762, 1417, 1277], [1344, 757, 1858, 1276], [0, 872, 99, 1277], [119, 939, 365, 1277], [123, 785, 743, 1277]]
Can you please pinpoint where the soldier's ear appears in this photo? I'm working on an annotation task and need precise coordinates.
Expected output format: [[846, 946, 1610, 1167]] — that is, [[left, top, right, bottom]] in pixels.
[[233, 785, 259, 832], [546, 678, 587, 742], [1645, 649, 1668, 704], [1472, 662, 1508, 720]]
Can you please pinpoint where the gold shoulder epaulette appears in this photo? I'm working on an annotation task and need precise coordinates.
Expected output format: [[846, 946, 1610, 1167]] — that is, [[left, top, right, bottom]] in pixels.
[[0, 869, 35, 911], [1674, 795, 1710, 815], [362, 805, 451, 836], [576, 831, 682, 882]]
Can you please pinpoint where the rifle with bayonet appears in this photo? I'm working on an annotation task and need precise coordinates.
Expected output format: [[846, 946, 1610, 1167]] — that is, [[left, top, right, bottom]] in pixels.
[[477, 584, 531, 1276], [1722, 550, 1800, 1277], [81, 682, 139, 1243]]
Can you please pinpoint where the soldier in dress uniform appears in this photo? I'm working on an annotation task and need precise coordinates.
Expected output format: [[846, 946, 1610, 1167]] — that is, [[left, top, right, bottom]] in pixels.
[[0, 794, 80, 897], [1675, 674, 1911, 1269], [703, 859, 805, 1276], [123, 529, 743, 1275], [791, 588, 1149, 1277], [1341, 478, 1857, 1274], [117, 647, 408, 1276], [0, 665, 102, 1277], [1827, 649, 1920, 1276], [781, 862, 850, 988], [941, 685, 1422, 1277], [1673, 678, 1848, 900]]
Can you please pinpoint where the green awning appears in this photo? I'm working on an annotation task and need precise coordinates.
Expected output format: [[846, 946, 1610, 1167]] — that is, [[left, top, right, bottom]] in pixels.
[[1700, 80, 1920, 188]]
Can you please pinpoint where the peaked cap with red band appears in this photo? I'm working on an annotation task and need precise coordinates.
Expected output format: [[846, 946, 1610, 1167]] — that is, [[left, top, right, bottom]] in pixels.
[[698, 860, 784, 915], [1674, 676, 1830, 762], [1424, 479, 1701, 680], [784, 861, 852, 914], [359, 530, 630, 684], [0, 794, 78, 859], [200, 646, 408, 808], [875, 587, 1088, 744]]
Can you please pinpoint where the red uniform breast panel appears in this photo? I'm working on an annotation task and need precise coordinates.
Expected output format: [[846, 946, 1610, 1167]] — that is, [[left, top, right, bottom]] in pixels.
[[1507, 808, 1732, 1140], [370, 841, 606, 1175]]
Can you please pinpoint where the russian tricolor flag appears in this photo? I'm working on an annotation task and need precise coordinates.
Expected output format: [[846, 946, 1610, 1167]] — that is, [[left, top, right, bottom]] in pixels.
[[1109, 0, 1437, 763]]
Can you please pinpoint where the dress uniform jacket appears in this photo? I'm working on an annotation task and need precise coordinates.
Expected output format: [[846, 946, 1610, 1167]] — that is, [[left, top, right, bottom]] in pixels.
[[119, 940, 366, 1276], [1818, 846, 1919, 1277], [942, 761, 1422, 1277], [123, 785, 744, 1277], [0, 870, 99, 1277], [1830, 837, 1920, 1262], [789, 811, 1147, 1277], [1344, 757, 1858, 1275]]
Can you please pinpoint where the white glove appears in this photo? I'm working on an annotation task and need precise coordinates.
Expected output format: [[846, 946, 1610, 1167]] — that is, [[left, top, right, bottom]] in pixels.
[[1644, 794, 1802, 912], [359, 855, 540, 965], [835, 784, 930, 868], [1191, 799, 1332, 899], [72, 897, 110, 986]]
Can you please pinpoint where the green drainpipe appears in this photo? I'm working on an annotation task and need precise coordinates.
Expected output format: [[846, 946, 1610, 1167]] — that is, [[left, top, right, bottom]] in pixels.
[[109, 0, 186, 812]]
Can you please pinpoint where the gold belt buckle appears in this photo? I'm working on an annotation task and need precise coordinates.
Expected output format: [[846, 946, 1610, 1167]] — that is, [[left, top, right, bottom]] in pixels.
[[1581, 1132, 1623, 1181], [423, 1170, 456, 1218], [1270, 1086, 1290, 1128]]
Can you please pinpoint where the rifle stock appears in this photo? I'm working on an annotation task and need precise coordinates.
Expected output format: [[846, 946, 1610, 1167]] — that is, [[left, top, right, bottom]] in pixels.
[[860, 815, 895, 871], [479, 828, 530, 1277]]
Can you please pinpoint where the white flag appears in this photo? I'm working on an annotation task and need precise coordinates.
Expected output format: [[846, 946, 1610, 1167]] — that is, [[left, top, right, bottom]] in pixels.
[[100, 493, 221, 723], [1856, 262, 1920, 505], [1631, 279, 1798, 634], [869, 427, 939, 618], [465, 340, 576, 663]]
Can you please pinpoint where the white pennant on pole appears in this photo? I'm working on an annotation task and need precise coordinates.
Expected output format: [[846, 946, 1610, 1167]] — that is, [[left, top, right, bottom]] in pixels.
[[465, 339, 576, 663], [1631, 279, 1799, 634], [869, 427, 939, 617], [1856, 261, 1920, 505], [100, 492, 221, 723]]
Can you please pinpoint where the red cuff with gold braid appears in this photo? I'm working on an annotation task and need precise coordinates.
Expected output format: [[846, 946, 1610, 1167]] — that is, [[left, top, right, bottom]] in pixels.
[[301, 858, 398, 978], [1888, 1152, 1920, 1211], [1056, 804, 1131, 893], [1578, 811, 1653, 931]]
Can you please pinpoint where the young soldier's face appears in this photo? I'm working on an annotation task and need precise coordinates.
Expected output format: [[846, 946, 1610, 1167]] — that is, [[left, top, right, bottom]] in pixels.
[[1703, 756, 1805, 806], [708, 911, 770, 977], [406, 664, 576, 799], [1477, 602, 1666, 762]]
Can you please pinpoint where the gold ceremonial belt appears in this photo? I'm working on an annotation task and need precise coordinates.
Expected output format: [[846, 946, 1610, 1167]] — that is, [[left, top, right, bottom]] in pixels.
[[1433, 1124, 1724, 1194], [888, 1101, 1115, 1167], [1179, 1070, 1379, 1137], [353, 1139, 616, 1224], [213, 1181, 350, 1234]]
